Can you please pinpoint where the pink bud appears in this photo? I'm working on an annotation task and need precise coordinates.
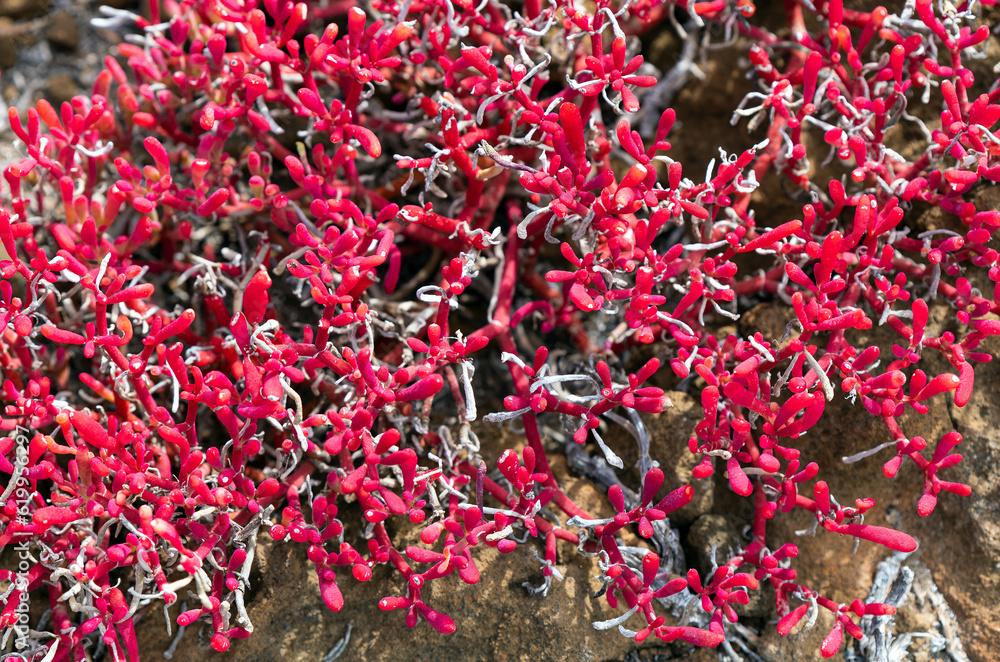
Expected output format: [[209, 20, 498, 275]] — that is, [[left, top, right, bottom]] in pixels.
[[914, 373, 960, 401], [867, 371, 905, 390], [377, 22, 414, 60], [13, 315, 32, 336], [206, 34, 227, 65], [955, 362, 974, 407], [641, 468, 664, 504], [317, 568, 344, 611], [154, 309, 196, 343], [654, 485, 693, 515], [379, 596, 410, 611], [297, 88, 327, 116], [33, 505, 82, 527], [256, 477, 281, 500], [197, 187, 230, 216], [396, 374, 444, 402], [243, 74, 268, 104], [865, 603, 896, 616], [190, 158, 210, 189], [972, 318, 1000, 335], [70, 411, 114, 450], [676, 627, 724, 647], [242, 270, 271, 325], [917, 492, 937, 516], [821, 621, 844, 657], [133, 197, 156, 214], [420, 604, 456, 634], [832, 522, 917, 552], [144, 136, 170, 176], [107, 284, 155, 305], [777, 604, 810, 635], [727, 457, 752, 496], [285, 155, 305, 184], [944, 169, 978, 186], [345, 124, 382, 158], [642, 552, 659, 586]]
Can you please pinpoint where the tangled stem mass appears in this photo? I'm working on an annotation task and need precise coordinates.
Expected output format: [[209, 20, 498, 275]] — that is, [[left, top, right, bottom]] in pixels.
[[1, 0, 998, 658]]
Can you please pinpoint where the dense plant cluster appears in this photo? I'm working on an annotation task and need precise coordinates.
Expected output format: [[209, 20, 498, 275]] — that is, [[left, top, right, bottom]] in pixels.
[[1, 0, 998, 658]]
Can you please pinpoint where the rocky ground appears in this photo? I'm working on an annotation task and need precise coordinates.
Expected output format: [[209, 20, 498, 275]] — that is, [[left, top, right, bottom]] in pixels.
[[1, 1, 998, 661]]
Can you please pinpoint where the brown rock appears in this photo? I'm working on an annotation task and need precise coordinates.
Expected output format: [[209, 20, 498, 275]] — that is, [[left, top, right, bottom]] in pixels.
[[756, 615, 834, 662], [749, 309, 989, 659], [934, 334, 1000, 662], [739, 300, 794, 347], [136, 535, 651, 662], [0, 18, 15, 68], [0, 0, 47, 19], [44, 10, 77, 50], [44, 73, 77, 107], [647, 392, 715, 525], [0, 14, 42, 67], [686, 514, 737, 576]]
